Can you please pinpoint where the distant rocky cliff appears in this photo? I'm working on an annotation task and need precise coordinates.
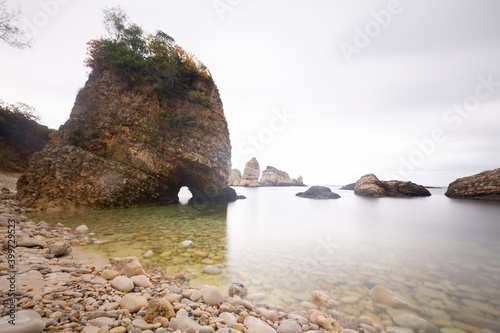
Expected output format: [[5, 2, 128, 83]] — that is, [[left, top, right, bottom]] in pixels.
[[17, 71, 238, 209], [238, 157, 261, 187], [260, 166, 303, 186], [354, 174, 431, 198], [230, 158, 304, 187], [445, 168, 500, 200]]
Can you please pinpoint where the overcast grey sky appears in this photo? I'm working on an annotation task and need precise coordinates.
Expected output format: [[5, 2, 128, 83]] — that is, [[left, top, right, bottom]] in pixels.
[[1, 0, 499, 185]]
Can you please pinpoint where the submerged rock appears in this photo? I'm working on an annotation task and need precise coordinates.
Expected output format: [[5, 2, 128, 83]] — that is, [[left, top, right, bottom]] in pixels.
[[239, 157, 261, 187], [296, 186, 341, 199], [228, 282, 248, 297], [16, 69, 240, 210], [393, 313, 438, 333], [370, 285, 415, 310], [445, 168, 500, 200], [354, 174, 431, 198], [311, 290, 338, 308]]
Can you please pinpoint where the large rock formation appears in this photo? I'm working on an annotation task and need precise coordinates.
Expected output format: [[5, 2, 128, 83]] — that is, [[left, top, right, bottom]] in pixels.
[[259, 166, 304, 186], [296, 186, 340, 199], [228, 169, 242, 186], [354, 174, 431, 198], [17, 71, 239, 209], [445, 168, 500, 200], [239, 157, 261, 187]]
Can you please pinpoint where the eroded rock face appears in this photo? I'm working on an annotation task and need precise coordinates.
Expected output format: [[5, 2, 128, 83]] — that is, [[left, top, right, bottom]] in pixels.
[[354, 174, 431, 198], [228, 169, 242, 186], [259, 166, 304, 186], [445, 168, 500, 200], [239, 157, 261, 187], [16, 71, 238, 209]]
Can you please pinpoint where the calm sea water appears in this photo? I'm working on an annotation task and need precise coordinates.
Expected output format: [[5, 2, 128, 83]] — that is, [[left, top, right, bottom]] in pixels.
[[28, 186, 500, 332]]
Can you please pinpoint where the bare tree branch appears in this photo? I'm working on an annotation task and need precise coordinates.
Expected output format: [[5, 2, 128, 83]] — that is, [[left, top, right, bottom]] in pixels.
[[0, 0, 32, 49]]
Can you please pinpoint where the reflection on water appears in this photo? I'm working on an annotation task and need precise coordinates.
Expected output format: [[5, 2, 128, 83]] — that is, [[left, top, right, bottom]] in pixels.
[[28, 187, 500, 332]]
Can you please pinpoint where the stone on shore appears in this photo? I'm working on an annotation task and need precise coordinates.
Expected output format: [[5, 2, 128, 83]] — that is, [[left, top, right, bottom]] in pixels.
[[169, 309, 202, 332], [111, 276, 135, 292], [101, 269, 121, 280], [445, 168, 500, 200], [296, 186, 341, 199], [131, 274, 153, 288], [370, 285, 414, 310], [244, 316, 277, 333], [90, 317, 114, 327], [75, 224, 90, 233], [354, 173, 431, 197], [201, 286, 227, 305], [311, 290, 338, 308], [48, 241, 72, 257], [277, 320, 302, 333], [0, 310, 45, 333], [16, 237, 46, 248], [144, 297, 175, 322], [113, 256, 146, 277], [120, 294, 148, 312]]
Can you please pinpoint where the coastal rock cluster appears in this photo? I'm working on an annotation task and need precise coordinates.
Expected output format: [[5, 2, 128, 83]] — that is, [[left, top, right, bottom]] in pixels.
[[445, 168, 500, 200], [16, 71, 239, 210], [230, 157, 304, 187], [354, 174, 431, 198]]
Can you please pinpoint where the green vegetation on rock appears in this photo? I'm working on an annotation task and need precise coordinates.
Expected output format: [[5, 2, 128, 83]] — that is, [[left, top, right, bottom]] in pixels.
[[86, 7, 213, 102]]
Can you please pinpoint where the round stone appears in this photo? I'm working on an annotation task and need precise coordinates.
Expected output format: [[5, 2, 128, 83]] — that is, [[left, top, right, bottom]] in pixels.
[[111, 276, 134, 292], [0, 310, 45, 333]]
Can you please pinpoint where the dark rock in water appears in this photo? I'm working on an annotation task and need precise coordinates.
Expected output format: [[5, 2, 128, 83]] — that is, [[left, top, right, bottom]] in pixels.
[[340, 183, 355, 190], [445, 168, 500, 200], [16, 70, 240, 209], [354, 174, 431, 198], [296, 186, 341, 199]]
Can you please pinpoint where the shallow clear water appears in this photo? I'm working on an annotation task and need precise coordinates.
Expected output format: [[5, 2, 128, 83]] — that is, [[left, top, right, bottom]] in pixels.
[[28, 187, 500, 332]]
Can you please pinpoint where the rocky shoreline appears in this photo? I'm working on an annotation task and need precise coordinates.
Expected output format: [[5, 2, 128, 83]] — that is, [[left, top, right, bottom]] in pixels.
[[0, 176, 381, 333]]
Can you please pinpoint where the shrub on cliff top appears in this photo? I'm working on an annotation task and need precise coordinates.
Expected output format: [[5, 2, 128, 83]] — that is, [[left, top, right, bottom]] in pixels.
[[85, 7, 211, 101]]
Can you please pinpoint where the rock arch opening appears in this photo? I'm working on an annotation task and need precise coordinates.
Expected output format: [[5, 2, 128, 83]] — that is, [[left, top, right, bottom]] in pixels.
[[177, 186, 193, 205]]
